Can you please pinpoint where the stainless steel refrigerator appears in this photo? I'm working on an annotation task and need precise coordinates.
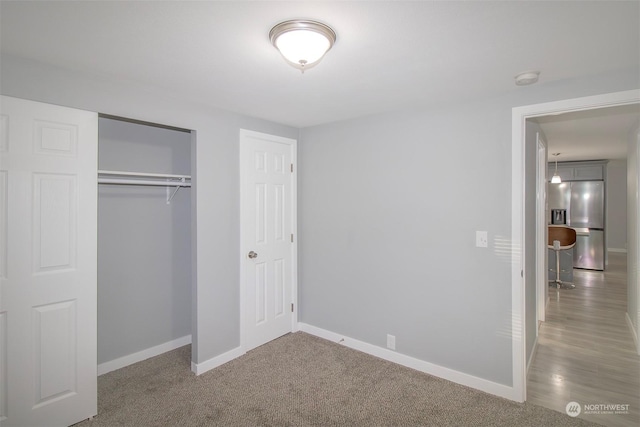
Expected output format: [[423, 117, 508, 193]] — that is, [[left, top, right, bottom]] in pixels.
[[548, 181, 605, 270]]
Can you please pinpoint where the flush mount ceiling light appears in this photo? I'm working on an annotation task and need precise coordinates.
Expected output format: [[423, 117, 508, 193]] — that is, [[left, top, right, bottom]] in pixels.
[[551, 153, 562, 184], [269, 20, 336, 73], [515, 71, 540, 86]]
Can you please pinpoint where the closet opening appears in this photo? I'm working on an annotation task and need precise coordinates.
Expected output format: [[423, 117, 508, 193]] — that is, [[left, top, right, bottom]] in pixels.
[[96, 114, 194, 375]]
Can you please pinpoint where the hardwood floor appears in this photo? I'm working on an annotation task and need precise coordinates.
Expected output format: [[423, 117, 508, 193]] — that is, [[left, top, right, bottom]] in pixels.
[[527, 252, 640, 427]]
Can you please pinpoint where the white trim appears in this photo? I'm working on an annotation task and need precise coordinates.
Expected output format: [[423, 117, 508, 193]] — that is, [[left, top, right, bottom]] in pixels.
[[536, 135, 548, 327], [511, 89, 640, 403], [635, 126, 640, 356], [626, 312, 639, 352], [608, 247, 628, 253], [98, 335, 191, 376], [191, 346, 245, 376], [511, 103, 526, 403], [291, 133, 299, 332], [526, 334, 539, 376], [298, 323, 515, 400]]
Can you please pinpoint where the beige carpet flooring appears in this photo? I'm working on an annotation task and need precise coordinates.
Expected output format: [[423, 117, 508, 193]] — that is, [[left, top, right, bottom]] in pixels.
[[75, 332, 598, 426]]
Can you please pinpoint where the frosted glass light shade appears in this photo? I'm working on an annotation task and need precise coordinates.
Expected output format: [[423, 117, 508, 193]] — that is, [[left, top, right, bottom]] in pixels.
[[270, 20, 336, 72], [275, 30, 330, 66]]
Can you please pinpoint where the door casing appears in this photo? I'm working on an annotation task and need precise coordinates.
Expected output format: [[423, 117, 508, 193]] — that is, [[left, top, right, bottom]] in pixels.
[[511, 89, 640, 402], [536, 134, 548, 328]]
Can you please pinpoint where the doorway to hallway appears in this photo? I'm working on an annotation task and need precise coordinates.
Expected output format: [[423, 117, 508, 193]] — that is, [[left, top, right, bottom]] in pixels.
[[511, 89, 640, 403]]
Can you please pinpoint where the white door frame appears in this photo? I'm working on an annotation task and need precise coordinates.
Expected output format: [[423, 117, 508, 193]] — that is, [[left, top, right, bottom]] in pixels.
[[629, 124, 640, 355], [511, 89, 640, 402], [535, 134, 548, 328], [239, 129, 298, 352]]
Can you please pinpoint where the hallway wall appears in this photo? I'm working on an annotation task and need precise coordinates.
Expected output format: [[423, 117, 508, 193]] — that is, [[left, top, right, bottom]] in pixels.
[[607, 159, 628, 252]]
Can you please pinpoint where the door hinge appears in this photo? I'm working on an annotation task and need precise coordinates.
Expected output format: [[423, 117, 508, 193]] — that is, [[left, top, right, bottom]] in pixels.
[[290, 163, 294, 173], [521, 270, 524, 278], [291, 303, 294, 312], [291, 233, 294, 243]]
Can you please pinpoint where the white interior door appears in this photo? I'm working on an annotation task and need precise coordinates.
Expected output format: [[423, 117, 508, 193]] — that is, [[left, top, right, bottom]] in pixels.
[[0, 96, 97, 426], [240, 129, 296, 351]]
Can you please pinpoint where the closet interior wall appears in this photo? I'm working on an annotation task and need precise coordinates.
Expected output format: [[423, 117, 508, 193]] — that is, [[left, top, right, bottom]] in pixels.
[[97, 116, 192, 366]]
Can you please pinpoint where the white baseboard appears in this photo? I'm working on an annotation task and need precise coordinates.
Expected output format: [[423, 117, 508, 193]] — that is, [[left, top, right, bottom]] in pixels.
[[297, 322, 516, 401], [98, 334, 192, 376], [608, 248, 627, 253], [191, 346, 245, 376], [625, 312, 639, 355]]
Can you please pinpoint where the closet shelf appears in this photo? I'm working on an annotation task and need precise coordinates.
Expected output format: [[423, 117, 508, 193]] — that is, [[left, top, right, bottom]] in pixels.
[[98, 170, 191, 185], [98, 170, 191, 204]]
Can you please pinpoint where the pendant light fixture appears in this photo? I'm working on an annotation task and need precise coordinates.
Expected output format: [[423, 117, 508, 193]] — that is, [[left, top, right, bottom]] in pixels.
[[270, 20, 336, 73], [551, 153, 562, 184]]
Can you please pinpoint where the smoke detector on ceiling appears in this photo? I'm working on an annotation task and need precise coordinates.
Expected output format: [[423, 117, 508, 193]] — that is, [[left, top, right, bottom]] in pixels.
[[515, 71, 540, 86]]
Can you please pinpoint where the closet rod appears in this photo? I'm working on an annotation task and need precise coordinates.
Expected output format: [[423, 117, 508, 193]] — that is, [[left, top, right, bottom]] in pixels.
[[97, 178, 191, 187], [98, 169, 191, 180]]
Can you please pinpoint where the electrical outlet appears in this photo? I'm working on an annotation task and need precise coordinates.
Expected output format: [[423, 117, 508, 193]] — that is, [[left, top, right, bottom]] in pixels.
[[387, 334, 396, 350], [476, 231, 488, 248]]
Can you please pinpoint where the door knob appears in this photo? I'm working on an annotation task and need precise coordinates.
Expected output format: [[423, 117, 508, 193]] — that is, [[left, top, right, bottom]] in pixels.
[[248, 251, 258, 259]]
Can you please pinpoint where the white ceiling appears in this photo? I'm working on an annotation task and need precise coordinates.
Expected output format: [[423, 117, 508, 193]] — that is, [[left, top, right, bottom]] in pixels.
[[0, 1, 638, 129], [536, 104, 640, 162]]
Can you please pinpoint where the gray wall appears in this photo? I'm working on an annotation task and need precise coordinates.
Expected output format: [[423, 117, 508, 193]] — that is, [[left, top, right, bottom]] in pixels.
[[299, 70, 639, 387], [0, 54, 299, 366], [97, 117, 192, 364], [2, 52, 638, 386], [606, 159, 627, 252]]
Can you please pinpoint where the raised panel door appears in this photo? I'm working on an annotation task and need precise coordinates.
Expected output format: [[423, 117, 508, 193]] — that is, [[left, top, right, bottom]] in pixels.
[[240, 130, 296, 351], [0, 96, 97, 426]]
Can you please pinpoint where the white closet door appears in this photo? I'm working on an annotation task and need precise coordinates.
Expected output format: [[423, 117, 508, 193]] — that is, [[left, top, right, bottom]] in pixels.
[[0, 96, 97, 426]]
